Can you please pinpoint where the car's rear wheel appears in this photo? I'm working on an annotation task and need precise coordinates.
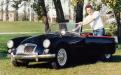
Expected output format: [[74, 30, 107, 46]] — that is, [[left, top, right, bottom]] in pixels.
[[51, 48, 69, 69], [101, 54, 112, 61]]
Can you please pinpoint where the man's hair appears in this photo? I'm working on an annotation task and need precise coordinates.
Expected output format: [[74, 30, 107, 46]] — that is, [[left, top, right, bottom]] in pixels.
[[85, 4, 93, 9]]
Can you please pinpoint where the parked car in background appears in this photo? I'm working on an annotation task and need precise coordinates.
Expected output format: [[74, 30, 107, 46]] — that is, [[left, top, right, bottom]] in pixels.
[[7, 23, 116, 69]]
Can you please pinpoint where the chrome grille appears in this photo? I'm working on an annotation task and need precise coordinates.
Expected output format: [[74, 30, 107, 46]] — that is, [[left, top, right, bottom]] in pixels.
[[24, 43, 37, 54]]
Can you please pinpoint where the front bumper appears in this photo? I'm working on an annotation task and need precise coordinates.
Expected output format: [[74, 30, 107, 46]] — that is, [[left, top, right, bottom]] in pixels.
[[11, 53, 56, 61]]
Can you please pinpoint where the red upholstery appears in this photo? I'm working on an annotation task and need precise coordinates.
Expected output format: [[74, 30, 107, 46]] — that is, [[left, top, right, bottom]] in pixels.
[[80, 33, 112, 38]]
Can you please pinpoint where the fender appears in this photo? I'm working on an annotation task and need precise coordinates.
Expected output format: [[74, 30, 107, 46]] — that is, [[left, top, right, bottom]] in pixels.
[[11, 36, 31, 48]]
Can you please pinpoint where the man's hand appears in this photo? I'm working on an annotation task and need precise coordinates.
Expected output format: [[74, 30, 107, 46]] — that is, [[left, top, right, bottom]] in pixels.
[[78, 22, 83, 25], [72, 23, 82, 32]]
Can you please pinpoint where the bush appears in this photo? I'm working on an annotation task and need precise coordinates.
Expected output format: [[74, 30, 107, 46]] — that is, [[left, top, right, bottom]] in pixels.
[[118, 44, 121, 50], [106, 23, 118, 36]]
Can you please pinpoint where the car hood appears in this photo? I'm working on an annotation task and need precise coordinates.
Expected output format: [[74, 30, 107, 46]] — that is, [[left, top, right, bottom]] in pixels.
[[20, 33, 60, 45], [15, 33, 61, 55]]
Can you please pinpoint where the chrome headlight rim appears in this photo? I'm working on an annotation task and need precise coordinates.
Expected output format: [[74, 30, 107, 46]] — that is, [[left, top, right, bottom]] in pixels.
[[43, 39, 51, 48], [61, 29, 66, 35], [7, 40, 14, 48]]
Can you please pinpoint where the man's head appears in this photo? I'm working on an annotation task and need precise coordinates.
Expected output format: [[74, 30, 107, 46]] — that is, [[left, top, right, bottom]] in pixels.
[[85, 4, 93, 15]]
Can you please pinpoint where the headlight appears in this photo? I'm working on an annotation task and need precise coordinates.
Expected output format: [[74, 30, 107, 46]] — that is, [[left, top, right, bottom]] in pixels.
[[7, 40, 14, 48], [43, 39, 51, 48]]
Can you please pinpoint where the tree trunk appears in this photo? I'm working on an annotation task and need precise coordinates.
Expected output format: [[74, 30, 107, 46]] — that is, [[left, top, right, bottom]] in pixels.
[[75, 0, 83, 22], [53, 0, 67, 31], [5, 0, 9, 21], [15, 9, 18, 21], [75, 0, 84, 32], [13, 0, 22, 21], [39, 0, 50, 33], [115, 11, 121, 43], [23, 1, 27, 21], [1, 1, 3, 21]]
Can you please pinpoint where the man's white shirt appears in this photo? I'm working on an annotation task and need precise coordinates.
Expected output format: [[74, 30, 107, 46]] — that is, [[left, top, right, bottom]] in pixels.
[[83, 11, 104, 30]]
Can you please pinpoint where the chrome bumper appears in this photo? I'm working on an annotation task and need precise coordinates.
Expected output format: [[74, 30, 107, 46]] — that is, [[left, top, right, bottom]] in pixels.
[[11, 53, 56, 61]]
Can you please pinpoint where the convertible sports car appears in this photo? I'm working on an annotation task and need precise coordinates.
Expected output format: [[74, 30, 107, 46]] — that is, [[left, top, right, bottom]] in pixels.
[[7, 24, 116, 68]]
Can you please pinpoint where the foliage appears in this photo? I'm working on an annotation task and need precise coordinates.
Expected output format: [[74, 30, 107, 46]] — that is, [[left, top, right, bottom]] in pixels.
[[12, 0, 22, 21], [101, 0, 121, 12], [91, 0, 102, 11], [118, 44, 121, 49], [71, 0, 78, 6], [106, 23, 118, 36], [102, 0, 121, 43], [32, 1, 42, 20], [12, 1, 21, 9], [71, 0, 83, 7]]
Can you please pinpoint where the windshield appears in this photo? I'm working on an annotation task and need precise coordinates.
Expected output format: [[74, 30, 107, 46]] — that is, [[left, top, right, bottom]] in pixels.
[[50, 22, 81, 34]]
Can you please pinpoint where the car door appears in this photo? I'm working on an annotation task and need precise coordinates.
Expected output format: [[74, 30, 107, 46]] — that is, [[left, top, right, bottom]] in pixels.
[[84, 37, 103, 56]]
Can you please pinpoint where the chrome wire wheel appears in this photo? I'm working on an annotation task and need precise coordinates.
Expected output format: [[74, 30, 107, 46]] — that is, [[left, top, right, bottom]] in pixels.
[[101, 53, 112, 62], [57, 48, 67, 67], [104, 54, 112, 59]]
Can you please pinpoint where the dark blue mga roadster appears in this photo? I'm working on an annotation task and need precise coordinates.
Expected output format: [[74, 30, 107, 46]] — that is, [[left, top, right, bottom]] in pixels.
[[7, 24, 116, 68]]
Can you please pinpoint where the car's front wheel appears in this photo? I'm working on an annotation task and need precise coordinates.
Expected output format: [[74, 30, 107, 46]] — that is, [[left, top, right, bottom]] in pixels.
[[51, 48, 69, 69], [11, 57, 29, 67]]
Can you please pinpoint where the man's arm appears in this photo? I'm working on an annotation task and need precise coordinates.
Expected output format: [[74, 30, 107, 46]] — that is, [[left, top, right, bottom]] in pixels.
[[82, 16, 95, 25], [81, 11, 100, 25]]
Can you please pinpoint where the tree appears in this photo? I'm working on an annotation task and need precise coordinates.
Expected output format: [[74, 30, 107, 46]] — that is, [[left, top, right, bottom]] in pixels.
[[33, 0, 50, 33], [0, 1, 3, 21], [52, 0, 68, 30], [5, 0, 9, 21], [12, 0, 21, 21], [23, 1, 28, 21], [75, 0, 83, 23], [71, 0, 84, 22], [32, 0, 43, 20], [52, 0, 67, 22], [102, 0, 121, 43], [71, 0, 84, 32]]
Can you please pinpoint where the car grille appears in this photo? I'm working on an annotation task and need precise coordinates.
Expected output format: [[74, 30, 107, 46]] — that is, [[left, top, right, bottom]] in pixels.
[[24, 45, 36, 54]]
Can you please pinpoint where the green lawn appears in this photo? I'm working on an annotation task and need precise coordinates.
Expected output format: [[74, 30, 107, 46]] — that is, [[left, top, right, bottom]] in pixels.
[[0, 50, 121, 75], [0, 21, 44, 32], [0, 21, 121, 75]]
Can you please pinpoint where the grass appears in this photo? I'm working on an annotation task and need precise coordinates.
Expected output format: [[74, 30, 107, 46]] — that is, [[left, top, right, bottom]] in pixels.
[[0, 50, 121, 75], [0, 21, 44, 32], [0, 21, 121, 75]]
